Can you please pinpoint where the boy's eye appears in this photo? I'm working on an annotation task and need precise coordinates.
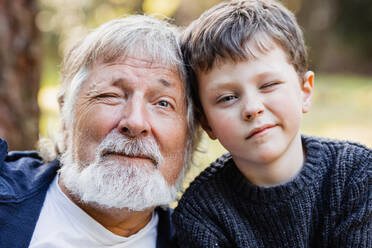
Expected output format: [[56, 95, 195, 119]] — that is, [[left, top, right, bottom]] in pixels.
[[261, 82, 280, 89], [217, 95, 237, 103]]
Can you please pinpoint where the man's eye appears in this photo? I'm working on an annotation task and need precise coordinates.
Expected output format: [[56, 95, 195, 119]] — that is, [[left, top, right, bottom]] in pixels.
[[217, 95, 237, 103], [157, 100, 170, 108], [94, 94, 122, 105], [97, 94, 119, 98]]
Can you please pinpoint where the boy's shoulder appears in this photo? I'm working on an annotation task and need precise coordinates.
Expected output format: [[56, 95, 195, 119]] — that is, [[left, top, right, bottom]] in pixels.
[[302, 135, 371, 166], [178, 152, 235, 204], [188, 152, 233, 189], [302, 135, 371, 185], [306, 134, 371, 149], [175, 152, 237, 220]]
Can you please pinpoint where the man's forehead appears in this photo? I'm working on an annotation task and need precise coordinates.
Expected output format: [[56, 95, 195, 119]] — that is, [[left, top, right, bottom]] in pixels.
[[86, 57, 181, 83], [102, 56, 179, 71], [82, 57, 183, 91]]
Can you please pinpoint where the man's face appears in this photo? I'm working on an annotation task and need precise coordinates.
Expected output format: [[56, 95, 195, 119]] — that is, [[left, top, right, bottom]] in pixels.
[[61, 57, 188, 210]]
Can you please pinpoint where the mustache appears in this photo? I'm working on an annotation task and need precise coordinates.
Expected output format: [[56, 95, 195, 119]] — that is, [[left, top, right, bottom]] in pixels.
[[96, 131, 163, 168]]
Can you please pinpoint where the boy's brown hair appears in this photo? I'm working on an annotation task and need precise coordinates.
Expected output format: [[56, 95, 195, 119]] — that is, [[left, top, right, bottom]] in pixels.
[[181, 0, 308, 113]]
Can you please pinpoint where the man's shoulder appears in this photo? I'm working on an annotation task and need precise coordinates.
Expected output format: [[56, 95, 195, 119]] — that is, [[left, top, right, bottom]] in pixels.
[[0, 139, 59, 201]]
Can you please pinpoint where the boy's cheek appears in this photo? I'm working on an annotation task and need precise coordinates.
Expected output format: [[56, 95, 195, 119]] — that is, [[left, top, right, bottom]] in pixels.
[[202, 122, 218, 140], [198, 111, 216, 139]]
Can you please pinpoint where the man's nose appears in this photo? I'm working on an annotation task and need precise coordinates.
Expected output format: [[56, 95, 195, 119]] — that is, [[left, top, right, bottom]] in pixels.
[[119, 97, 150, 138], [241, 95, 264, 121]]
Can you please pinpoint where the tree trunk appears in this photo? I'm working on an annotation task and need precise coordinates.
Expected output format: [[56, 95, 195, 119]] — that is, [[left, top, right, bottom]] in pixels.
[[0, 0, 40, 150]]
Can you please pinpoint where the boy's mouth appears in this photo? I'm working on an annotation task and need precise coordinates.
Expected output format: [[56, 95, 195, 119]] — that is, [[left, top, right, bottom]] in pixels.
[[246, 124, 277, 139]]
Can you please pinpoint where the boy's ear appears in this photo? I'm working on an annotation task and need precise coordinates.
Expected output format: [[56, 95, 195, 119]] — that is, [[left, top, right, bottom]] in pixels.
[[199, 113, 217, 140], [301, 71, 314, 114]]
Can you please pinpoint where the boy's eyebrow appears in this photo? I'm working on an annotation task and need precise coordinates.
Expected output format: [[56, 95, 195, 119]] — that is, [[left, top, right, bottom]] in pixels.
[[208, 81, 238, 90], [207, 71, 283, 89], [254, 71, 282, 81]]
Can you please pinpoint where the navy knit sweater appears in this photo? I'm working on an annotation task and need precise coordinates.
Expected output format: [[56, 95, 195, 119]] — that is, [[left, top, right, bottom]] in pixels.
[[173, 136, 372, 247]]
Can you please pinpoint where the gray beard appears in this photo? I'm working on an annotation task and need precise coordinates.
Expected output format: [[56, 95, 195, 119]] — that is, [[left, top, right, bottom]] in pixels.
[[59, 130, 179, 211]]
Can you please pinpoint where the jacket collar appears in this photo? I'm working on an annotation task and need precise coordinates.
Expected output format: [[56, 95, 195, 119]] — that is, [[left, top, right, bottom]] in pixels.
[[155, 207, 176, 248], [0, 139, 8, 165]]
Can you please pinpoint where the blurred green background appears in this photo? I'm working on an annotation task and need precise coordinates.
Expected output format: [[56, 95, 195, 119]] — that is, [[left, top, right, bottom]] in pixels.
[[1, 0, 371, 186], [36, 0, 372, 187]]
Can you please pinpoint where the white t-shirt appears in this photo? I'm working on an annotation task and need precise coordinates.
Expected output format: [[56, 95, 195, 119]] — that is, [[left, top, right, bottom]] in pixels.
[[29, 175, 158, 248]]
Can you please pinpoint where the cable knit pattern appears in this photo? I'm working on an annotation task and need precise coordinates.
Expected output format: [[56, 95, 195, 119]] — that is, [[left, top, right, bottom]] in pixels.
[[173, 136, 372, 247]]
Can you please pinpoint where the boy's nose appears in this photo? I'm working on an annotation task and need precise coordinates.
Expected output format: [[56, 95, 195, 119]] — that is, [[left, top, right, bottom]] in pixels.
[[118, 97, 150, 138], [244, 109, 264, 121], [242, 98, 264, 121]]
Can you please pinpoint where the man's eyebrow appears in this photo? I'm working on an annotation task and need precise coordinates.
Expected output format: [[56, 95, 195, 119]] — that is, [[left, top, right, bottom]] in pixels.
[[158, 79, 173, 87], [112, 78, 126, 86], [111, 78, 173, 87]]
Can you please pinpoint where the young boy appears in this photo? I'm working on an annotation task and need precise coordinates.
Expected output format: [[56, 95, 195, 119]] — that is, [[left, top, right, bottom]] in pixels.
[[173, 0, 372, 247]]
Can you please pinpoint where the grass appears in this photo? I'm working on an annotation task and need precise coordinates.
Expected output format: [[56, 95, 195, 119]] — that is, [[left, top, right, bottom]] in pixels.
[[302, 74, 372, 146]]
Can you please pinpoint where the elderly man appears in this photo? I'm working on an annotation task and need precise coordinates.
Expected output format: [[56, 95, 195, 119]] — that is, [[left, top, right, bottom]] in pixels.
[[0, 15, 198, 248]]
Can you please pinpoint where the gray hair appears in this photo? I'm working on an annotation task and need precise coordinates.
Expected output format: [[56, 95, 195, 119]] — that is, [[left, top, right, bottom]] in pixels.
[[40, 15, 200, 168]]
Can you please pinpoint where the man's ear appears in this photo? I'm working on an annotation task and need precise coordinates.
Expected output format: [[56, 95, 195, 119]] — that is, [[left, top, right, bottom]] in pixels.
[[301, 71, 314, 114], [199, 113, 217, 140]]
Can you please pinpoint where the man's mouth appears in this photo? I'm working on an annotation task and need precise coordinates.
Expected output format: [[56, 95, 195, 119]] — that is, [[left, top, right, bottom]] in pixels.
[[102, 152, 157, 167], [246, 124, 277, 139]]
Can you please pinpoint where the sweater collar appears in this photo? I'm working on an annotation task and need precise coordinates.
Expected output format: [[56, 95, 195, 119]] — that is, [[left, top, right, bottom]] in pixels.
[[227, 135, 324, 203]]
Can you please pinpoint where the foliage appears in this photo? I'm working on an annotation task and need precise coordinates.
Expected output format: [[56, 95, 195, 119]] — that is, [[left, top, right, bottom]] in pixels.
[[336, 0, 372, 58]]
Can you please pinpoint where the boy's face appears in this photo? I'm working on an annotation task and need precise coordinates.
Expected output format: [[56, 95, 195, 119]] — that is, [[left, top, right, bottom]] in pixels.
[[198, 45, 314, 168]]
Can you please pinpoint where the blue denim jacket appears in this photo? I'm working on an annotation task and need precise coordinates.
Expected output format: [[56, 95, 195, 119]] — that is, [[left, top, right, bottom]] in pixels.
[[0, 139, 176, 248]]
